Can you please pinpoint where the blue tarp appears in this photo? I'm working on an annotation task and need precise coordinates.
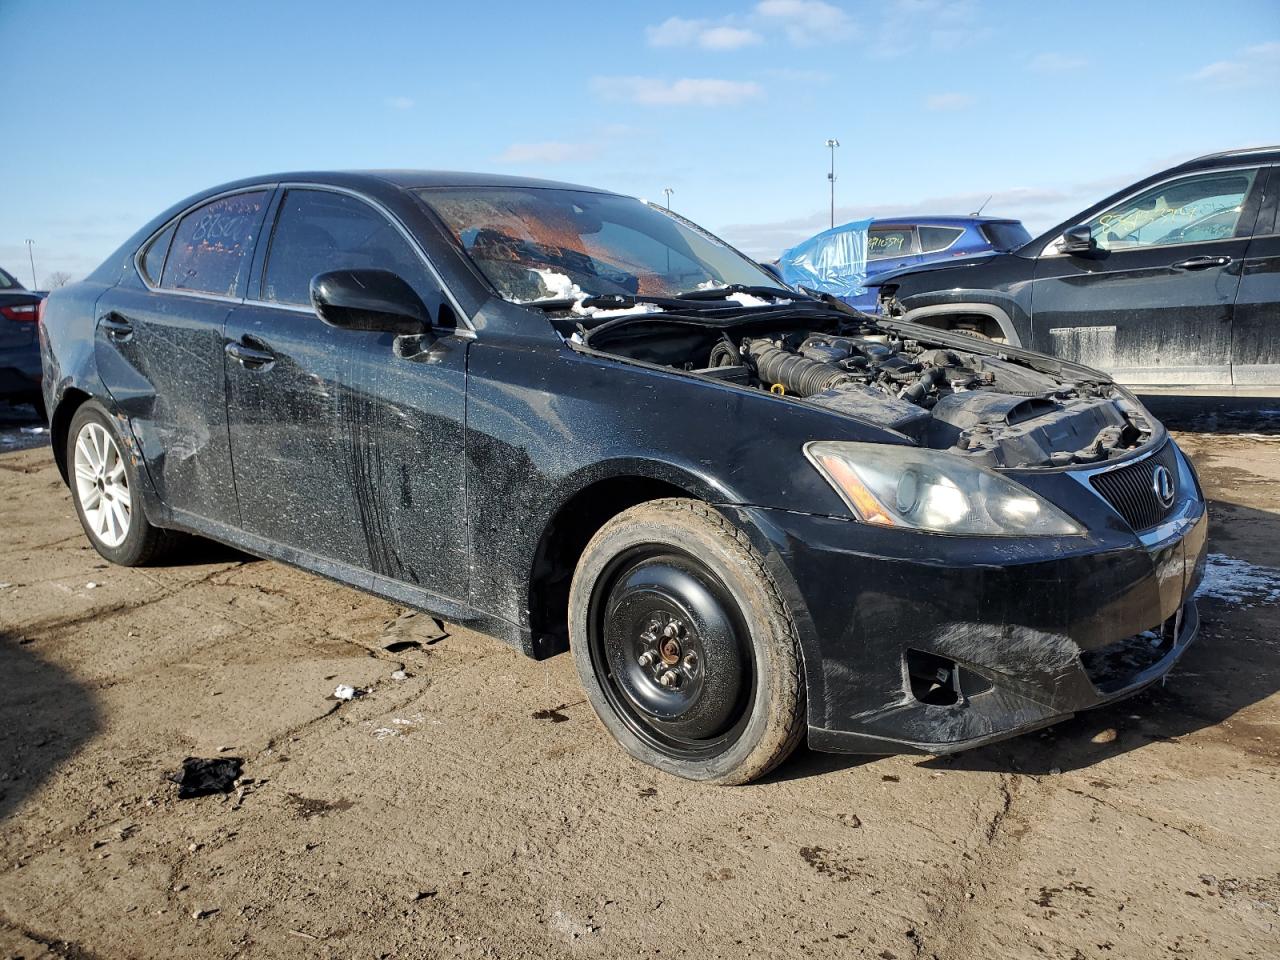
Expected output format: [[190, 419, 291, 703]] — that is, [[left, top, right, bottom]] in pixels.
[[777, 218, 872, 299]]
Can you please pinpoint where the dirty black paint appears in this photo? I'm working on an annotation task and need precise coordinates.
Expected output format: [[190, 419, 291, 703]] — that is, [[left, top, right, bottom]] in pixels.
[[40, 169, 1210, 759]]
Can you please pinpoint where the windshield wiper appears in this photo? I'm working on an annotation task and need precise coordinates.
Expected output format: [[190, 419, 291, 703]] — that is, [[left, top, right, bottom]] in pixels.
[[521, 293, 732, 313], [674, 283, 811, 302]]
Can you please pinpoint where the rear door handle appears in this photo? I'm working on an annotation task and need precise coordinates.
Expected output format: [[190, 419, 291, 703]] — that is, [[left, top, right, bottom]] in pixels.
[[99, 312, 134, 342], [225, 338, 276, 369], [1172, 255, 1231, 270]]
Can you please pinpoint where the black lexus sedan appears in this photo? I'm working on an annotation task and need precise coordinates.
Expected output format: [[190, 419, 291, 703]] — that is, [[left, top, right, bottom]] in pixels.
[[868, 146, 1280, 389], [40, 172, 1207, 784]]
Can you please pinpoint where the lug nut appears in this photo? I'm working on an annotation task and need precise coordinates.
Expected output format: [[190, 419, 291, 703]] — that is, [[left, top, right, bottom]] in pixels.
[[663, 623, 679, 639], [683, 653, 698, 671], [638, 651, 656, 667], [659, 670, 679, 688]]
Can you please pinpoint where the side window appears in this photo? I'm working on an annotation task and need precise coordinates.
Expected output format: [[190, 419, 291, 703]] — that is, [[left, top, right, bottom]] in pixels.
[[140, 221, 177, 286], [262, 189, 438, 309], [918, 226, 964, 253], [867, 227, 917, 261], [161, 191, 267, 296], [1087, 169, 1258, 251]]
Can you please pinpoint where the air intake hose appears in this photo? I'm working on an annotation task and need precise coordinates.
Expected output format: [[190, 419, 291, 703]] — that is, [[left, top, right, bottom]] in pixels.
[[744, 340, 856, 396]]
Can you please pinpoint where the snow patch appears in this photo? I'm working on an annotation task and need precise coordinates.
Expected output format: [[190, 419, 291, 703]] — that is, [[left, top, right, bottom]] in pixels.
[[1196, 553, 1280, 607]]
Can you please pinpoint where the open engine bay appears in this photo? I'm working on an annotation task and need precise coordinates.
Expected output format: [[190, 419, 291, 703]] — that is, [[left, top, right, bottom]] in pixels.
[[570, 304, 1156, 470]]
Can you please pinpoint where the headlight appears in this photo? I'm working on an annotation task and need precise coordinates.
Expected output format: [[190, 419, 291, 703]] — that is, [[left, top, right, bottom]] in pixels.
[[804, 440, 1083, 537]]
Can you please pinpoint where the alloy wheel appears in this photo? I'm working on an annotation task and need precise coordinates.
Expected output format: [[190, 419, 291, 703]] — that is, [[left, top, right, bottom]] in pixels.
[[73, 421, 132, 548]]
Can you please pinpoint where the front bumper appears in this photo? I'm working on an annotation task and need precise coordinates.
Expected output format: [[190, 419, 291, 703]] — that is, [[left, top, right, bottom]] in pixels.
[[732, 441, 1209, 756]]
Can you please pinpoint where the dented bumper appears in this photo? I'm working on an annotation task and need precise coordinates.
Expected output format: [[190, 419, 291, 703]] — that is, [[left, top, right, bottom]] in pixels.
[[733, 443, 1209, 756]]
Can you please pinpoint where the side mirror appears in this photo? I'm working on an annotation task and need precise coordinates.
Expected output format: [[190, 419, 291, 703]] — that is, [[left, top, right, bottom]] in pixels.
[[1059, 224, 1097, 256], [310, 269, 432, 334]]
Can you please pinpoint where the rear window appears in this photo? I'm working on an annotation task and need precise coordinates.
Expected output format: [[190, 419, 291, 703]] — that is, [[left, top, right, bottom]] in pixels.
[[918, 226, 964, 253], [0, 267, 19, 290], [161, 191, 268, 297], [979, 221, 1032, 251], [867, 227, 917, 261]]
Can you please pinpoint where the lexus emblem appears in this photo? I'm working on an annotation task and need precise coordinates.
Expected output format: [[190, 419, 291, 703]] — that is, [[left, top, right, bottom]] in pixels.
[[1152, 464, 1175, 507]]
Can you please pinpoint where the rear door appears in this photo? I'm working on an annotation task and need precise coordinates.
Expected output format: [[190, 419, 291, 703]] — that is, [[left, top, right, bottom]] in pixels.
[[223, 186, 470, 598], [93, 188, 270, 523], [1029, 167, 1264, 385], [1230, 166, 1280, 385], [866, 224, 921, 274]]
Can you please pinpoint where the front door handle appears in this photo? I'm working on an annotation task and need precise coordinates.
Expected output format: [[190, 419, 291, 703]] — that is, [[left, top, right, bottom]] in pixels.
[[99, 312, 134, 342], [225, 338, 276, 370], [1172, 255, 1231, 270]]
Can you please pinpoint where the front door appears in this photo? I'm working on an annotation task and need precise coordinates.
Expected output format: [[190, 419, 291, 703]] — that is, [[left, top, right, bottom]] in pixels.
[[222, 187, 469, 599], [94, 188, 271, 523], [1029, 167, 1264, 386]]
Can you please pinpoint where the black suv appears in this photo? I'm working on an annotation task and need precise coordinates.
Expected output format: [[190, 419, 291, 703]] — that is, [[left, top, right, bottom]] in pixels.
[[868, 147, 1280, 389]]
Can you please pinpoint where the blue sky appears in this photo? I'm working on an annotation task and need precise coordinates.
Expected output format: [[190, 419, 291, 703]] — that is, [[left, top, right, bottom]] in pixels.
[[2, 0, 1277, 282]]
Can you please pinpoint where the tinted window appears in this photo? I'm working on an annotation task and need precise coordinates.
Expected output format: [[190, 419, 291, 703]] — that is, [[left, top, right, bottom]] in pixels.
[[918, 226, 964, 253], [262, 189, 436, 307], [0, 267, 18, 290], [1087, 170, 1257, 251], [867, 227, 917, 261], [140, 221, 177, 285], [979, 221, 1031, 251], [161, 191, 267, 296]]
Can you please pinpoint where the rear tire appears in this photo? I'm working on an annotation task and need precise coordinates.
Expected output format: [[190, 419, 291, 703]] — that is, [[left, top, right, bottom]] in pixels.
[[67, 401, 180, 566], [569, 498, 805, 784]]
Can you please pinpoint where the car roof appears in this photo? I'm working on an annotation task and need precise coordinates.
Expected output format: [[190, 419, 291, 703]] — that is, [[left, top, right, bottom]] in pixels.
[[868, 216, 1021, 226], [205, 169, 620, 196], [1183, 144, 1280, 166]]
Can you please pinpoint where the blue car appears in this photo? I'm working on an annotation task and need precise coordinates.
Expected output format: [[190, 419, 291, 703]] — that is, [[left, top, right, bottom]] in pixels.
[[777, 216, 1031, 312]]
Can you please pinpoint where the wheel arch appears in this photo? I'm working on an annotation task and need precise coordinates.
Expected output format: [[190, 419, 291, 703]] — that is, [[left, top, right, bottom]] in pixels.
[[901, 302, 1022, 345], [527, 471, 701, 657], [50, 387, 93, 484]]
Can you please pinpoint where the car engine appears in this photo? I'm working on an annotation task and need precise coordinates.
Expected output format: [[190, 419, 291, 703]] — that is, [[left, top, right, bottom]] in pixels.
[[580, 316, 1154, 469]]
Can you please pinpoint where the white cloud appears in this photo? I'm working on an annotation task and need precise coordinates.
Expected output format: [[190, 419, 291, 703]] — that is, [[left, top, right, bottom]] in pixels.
[[924, 91, 974, 111], [755, 0, 853, 46], [495, 141, 600, 165], [1029, 51, 1088, 73], [591, 76, 763, 106], [1191, 41, 1280, 88], [874, 0, 987, 58], [700, 25, 763, 50], [386, 96, 415, 110], [646, 16, 703, 46], [646, 16, 761, 50]]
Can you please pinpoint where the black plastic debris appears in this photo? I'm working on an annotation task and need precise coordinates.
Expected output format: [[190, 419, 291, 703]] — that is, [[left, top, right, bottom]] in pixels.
[[167, 757, 243, 799]]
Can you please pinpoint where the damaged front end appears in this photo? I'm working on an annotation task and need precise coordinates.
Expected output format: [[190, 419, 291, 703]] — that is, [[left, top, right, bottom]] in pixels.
[[572, 299, 1207, 755]]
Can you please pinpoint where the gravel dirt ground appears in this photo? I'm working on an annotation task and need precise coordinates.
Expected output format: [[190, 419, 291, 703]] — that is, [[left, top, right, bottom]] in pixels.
[[2, 398, 1279, 960]]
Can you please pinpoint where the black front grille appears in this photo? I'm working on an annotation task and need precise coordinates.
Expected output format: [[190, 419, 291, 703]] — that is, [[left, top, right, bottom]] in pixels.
[[1089, 441, 1180, 531]]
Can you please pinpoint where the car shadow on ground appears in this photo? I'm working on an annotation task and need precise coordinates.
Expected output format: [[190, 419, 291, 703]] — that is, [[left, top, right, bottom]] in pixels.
[[769, 498, 1280, 782], [1138, 394, 1280, 435], [0, 631, 100, 824]]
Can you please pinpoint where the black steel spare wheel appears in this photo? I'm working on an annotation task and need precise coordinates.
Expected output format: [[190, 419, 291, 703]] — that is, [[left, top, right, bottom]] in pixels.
[[592, 550, 753, 758], [568, 498, 805, 784]]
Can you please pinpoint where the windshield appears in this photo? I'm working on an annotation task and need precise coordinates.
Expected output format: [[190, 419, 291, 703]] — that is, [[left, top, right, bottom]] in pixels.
[[417, 187, 781, 303]]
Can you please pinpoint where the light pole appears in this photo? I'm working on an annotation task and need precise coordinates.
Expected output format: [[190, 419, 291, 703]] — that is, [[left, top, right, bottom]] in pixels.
[[663, 187, 674, 211], [825, 139, 840, 229], [25, 239, 37, 289]]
